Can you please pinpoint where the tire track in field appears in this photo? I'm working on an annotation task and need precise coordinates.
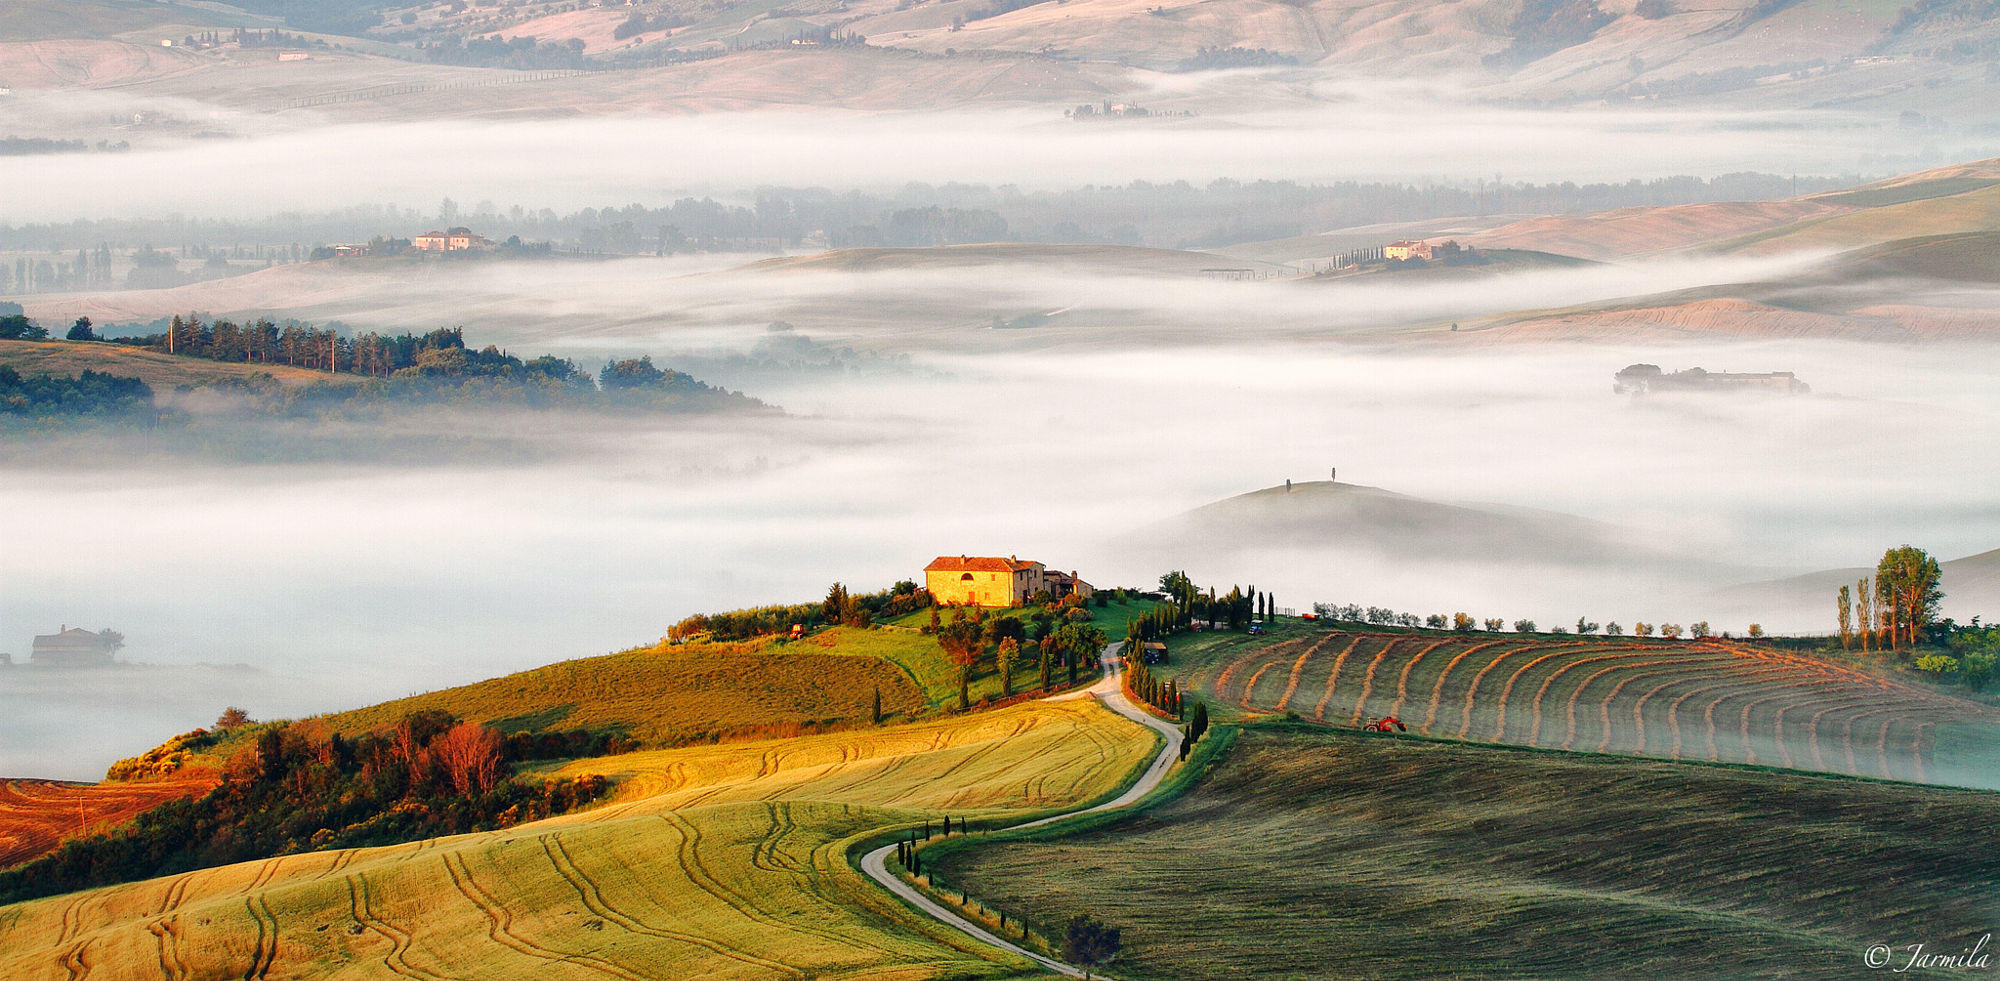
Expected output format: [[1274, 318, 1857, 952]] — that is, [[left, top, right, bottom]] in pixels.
[[345, 872, 446, 981], [658, 812, 903, 958], [54, 893, 89, 947], [242, 893, 278, 980], [1312, 635, 1367, 721], [1276, 636, 1336, 713], [539, 834, 807, 979], [1386, 639, 1448, 721], [1349, 637, 1405, 725], [442, 850, 645, 980], [153, 870, 195, 916], [57, 936, 91, 981], [147, 914, 187, 981]]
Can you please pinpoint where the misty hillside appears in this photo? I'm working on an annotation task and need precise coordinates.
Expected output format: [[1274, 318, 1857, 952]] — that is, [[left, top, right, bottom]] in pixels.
[[1732, 548, 2000, 627], [1140, 480, 1653, 566], [15, 0, 2000, 117]]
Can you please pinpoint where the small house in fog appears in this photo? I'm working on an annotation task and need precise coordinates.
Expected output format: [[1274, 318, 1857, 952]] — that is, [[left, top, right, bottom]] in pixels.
[[31, 626, 119, 668]]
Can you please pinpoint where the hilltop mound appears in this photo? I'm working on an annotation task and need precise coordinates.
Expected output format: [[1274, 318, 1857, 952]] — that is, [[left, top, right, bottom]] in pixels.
[[1147, 480, 1641, 565], [1827, 231, 2000, 284]]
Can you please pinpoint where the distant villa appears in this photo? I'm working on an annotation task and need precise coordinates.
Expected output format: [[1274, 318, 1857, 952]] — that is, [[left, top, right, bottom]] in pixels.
[[924, 555, 1094, 607], [29, 625, 121, 668], [1614, 364, 1811, 395], [412, 227, 490, 252]]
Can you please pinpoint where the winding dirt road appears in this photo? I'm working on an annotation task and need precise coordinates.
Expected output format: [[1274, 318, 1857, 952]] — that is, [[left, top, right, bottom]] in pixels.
[[859, 644, 1183, 978]]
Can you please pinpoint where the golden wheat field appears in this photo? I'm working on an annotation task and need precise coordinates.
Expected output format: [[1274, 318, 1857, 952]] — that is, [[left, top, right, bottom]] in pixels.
[[0, 698, 1154, 980]]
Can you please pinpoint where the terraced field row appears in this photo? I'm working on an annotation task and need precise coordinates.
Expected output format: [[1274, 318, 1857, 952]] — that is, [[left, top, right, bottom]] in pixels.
[[1188, 631, 2000, 786], [0, 699, 1155, 980], [0, 778, 217, 870]]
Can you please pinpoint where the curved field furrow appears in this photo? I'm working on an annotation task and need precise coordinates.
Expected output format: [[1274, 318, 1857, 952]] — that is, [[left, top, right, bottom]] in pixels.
[[1312, 636, 1368, 721], [242, 894, 278, 981], [539, 833, 806, 979], [1276, 635, 1337, 713], [1499, 646, 1646, 744], [442, 850, 646, 980], [346, 872, 446, 981], [1422, 640, 1524, 733], [1348, 638, 1405, 726], [1524, 648, 1709, 747], [1386, 640, 1449, 721], [1185, 630, 2000, 787], [1563, 659, 1689, 752], [1456, 642, 1550, 739]]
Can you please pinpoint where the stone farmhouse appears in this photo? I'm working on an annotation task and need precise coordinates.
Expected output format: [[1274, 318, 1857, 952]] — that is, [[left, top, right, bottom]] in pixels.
[[30, 626, 119, 668], [1384, 239, 1462, 262], [924, 556, 1094, 607]]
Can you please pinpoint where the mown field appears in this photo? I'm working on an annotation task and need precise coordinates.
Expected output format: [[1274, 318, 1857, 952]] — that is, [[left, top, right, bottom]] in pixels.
[[1166, 624, 2000, 788], [0, 339, 361, 390], [932, 726, 2000, 979], [0, 778, 216, 870], [0, 697, 1156, 980], [322, 627, 935, 746]]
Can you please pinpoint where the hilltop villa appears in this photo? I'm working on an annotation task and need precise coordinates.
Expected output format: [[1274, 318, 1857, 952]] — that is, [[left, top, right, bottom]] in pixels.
[[412, 227, 489, 252], [924, 556, 1094, 607], [30, 626, 119, 668], [1385, 239, 1462, 262]]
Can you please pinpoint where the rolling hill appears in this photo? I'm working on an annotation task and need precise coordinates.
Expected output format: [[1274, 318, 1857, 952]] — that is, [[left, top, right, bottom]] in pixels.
[[930, 725, 2000, 978], [1140, 480, 1668, 568], [0, 697, 1155, 979]]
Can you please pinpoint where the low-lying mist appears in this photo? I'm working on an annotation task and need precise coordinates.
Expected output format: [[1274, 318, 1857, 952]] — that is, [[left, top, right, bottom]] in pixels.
[[0, 97, 1976, 222], [4, 329, 1996, 780]]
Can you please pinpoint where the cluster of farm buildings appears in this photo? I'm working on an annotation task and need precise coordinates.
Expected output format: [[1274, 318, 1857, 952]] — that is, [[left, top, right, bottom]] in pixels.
[[322, 227, 495, 259], [1614, 363, 1811, 395], [924, 555, 1093, 608]]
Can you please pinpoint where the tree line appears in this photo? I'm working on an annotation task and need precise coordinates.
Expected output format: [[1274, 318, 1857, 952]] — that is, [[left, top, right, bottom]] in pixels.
[[0, 710, 610, 906], [1834, 545, 1994, 689]]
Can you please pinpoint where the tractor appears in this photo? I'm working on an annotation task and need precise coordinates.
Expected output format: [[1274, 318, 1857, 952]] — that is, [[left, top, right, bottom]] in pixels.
[[1361, 716, 1407, 733]]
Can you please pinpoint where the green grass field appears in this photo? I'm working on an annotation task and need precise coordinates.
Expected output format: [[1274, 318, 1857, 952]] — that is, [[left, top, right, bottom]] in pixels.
[[930, 725, 2000, 979], [1158, 622, 2000, 789], [0, 339, 361, 391], [0, 698, 1157, 980]]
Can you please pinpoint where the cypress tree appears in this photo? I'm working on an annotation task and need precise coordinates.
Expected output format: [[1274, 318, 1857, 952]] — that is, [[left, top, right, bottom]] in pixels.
[[871, 687, 882, 724]]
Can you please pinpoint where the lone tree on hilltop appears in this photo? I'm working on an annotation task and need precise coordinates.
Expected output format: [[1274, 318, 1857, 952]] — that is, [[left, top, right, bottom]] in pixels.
[[216, 707, 252, 729], [1062, 914, 1121, 978]]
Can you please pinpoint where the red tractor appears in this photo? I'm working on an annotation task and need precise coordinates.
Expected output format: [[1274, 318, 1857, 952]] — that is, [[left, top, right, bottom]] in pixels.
[[1362, 716, 1407, 733]]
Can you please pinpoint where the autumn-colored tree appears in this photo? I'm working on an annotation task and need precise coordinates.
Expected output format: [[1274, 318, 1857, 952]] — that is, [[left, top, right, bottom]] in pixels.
[[432, 722, 504, 795], [1876, 546, 1944, 650], [1837, 584, 1853, 650]]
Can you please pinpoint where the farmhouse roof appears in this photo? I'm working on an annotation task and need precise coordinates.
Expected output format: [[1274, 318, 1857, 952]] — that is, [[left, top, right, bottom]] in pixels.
[[925, 555, 1040, 573], [32, 627, 107, 651]]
